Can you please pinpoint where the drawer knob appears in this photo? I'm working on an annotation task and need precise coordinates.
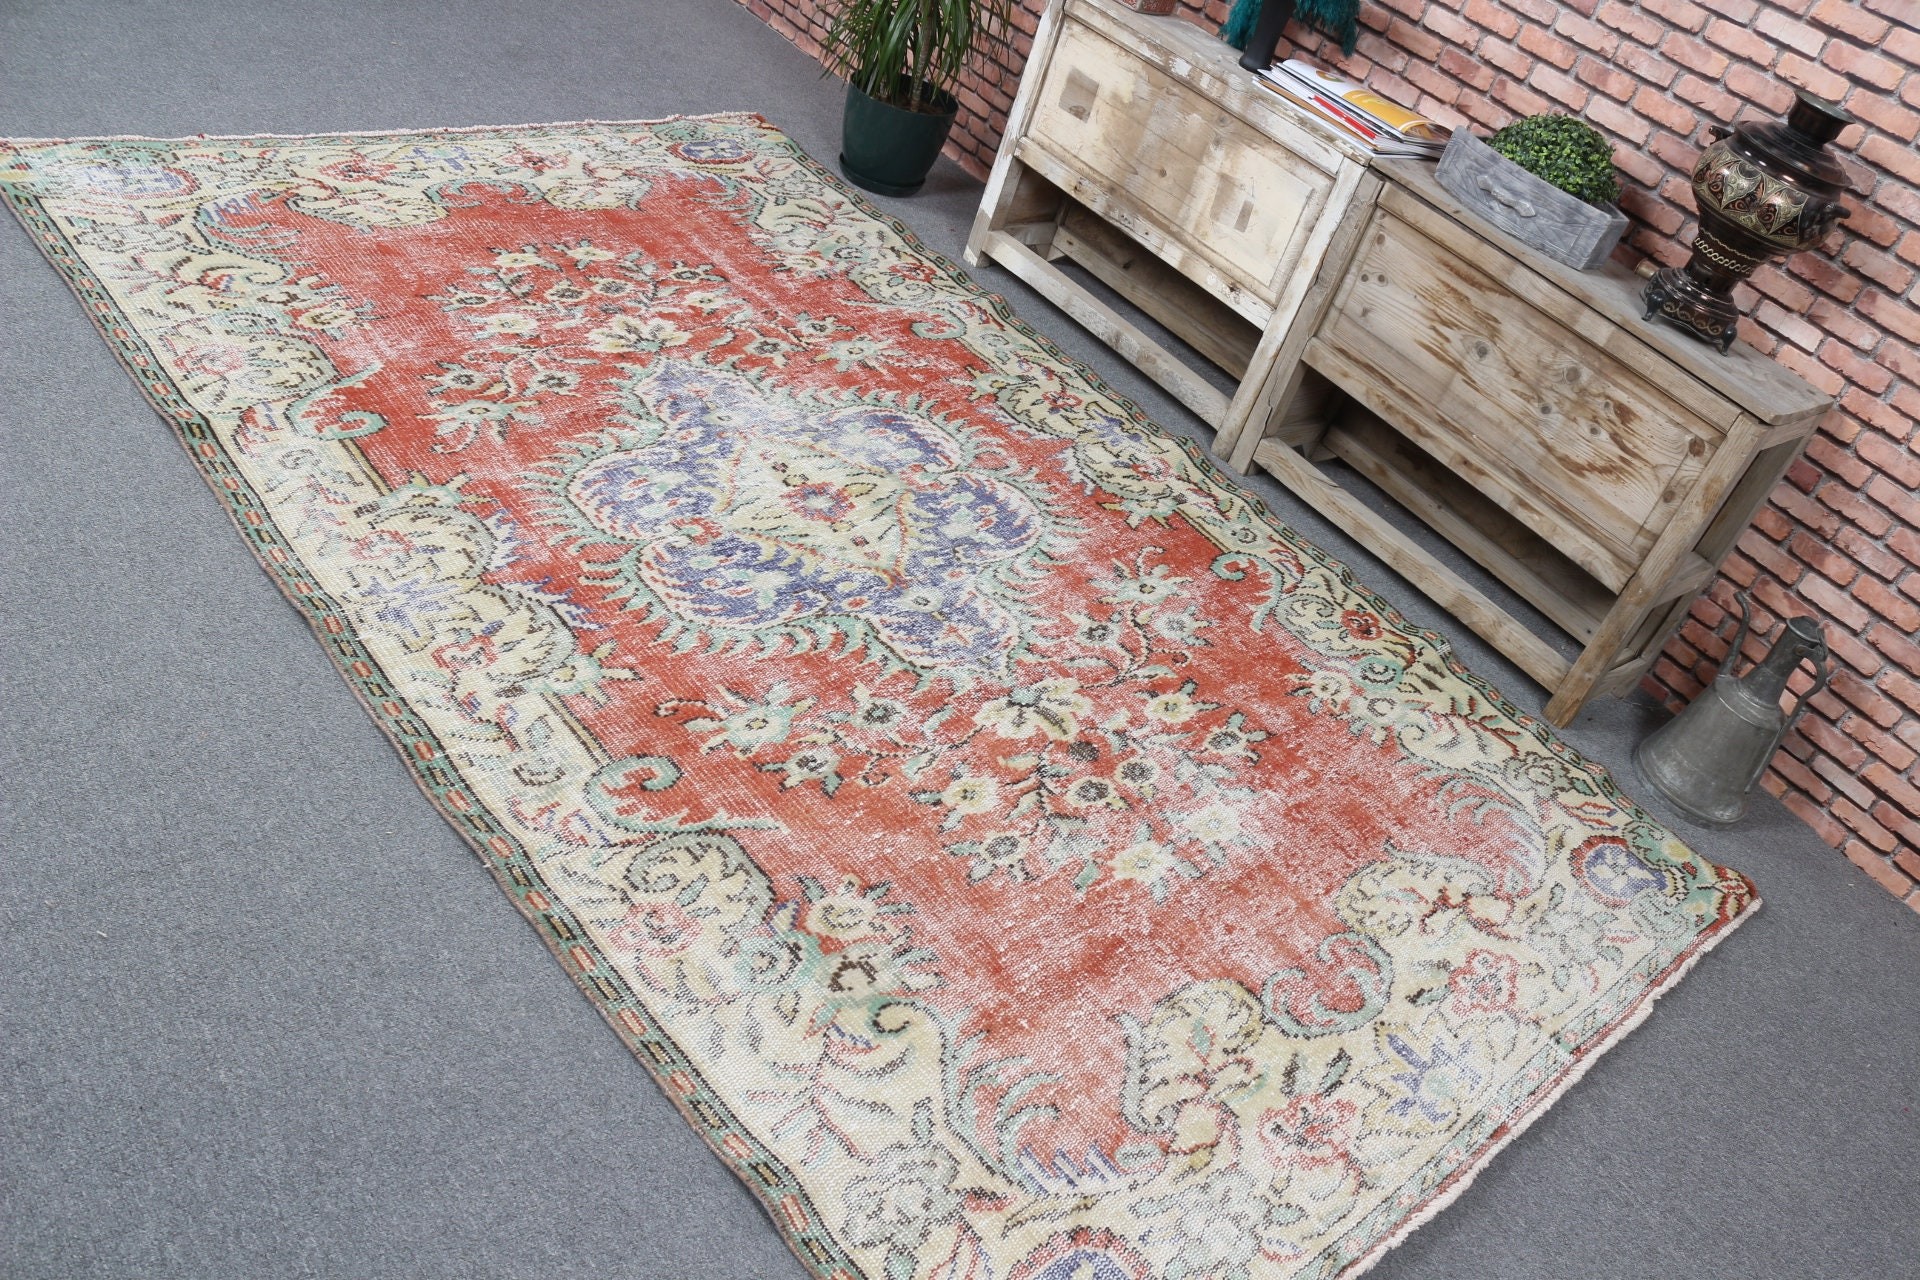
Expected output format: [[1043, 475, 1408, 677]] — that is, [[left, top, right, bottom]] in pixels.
[[1474, 173, 1537, 219]]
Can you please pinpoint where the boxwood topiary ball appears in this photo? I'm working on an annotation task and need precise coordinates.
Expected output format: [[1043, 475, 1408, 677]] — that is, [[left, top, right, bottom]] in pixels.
[[1487, 115, 1622, 207]]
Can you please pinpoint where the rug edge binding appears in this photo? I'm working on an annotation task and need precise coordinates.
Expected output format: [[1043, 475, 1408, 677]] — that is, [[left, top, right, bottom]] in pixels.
[[1338, 887, 1763, 1279], [0, 126, 863, 1280], [0, 110, 771, 147], [0, 119, 1769, 1280]]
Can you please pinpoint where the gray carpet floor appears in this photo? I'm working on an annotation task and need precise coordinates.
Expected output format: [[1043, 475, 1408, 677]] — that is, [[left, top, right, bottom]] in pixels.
[[2, 1, 1915, 1276]]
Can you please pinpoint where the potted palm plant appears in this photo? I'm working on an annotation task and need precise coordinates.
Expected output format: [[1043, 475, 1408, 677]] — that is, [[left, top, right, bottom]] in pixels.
[[823, 0, 1014, 197]]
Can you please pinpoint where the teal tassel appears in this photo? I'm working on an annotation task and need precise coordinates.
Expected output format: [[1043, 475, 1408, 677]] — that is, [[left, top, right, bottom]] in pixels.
[[1298, 0, 1361, 54], [1221, 0, 1262, 49], [1221, 0, 1360, 55]]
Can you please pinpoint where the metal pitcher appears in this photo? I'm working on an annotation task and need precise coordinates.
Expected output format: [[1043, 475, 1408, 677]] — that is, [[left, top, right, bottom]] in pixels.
[[1633, 593, 1832, 827]]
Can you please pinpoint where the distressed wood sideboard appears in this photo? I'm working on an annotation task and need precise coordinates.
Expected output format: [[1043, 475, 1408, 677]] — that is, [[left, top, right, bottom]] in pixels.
[[964, 0, 1380, 446], [970, 0, 1832, 725]]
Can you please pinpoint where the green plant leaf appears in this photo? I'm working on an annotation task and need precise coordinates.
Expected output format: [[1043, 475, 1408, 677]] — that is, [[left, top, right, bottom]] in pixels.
[[1487, 113, 1622, 206], [821, 0, 1014, 110]]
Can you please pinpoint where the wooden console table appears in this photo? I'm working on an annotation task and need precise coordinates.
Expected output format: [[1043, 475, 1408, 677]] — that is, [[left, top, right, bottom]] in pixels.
[[964, 0, 1380, 445], [969, 0, 1831, 725]]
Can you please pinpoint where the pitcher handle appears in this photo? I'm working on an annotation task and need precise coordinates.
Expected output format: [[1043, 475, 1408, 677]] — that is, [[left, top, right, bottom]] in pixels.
[[1744, 640, 1833, 794], [1724, 590, 1754, 679]]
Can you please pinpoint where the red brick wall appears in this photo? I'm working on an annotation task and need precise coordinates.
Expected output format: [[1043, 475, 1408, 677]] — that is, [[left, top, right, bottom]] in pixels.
[[742, 0, 1920, 909]]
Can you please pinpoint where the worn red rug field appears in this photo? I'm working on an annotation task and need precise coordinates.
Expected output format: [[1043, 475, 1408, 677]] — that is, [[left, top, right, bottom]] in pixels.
[[1, 115, 1755, 1280]]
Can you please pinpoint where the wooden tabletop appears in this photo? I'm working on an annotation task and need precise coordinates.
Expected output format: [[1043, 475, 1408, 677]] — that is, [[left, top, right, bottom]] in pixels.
[[1082, 0, 1379, 169]]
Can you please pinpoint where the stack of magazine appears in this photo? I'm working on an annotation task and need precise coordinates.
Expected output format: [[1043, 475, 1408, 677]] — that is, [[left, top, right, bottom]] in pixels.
[[1256, 59, 1450, 158]]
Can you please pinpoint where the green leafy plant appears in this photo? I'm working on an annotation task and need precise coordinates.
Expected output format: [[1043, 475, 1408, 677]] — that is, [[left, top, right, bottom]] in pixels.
[[1487, 114, 1622, 206], [822, 0, 1015, 114]]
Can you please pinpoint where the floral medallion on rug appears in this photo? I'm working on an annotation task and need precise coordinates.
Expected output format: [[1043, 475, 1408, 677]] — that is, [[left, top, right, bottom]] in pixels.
[[1, 115, 1756, 1280]]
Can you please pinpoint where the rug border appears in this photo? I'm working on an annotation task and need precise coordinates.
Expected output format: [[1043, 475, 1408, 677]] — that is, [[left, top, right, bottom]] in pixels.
[[1342, 898, 1754, 1278], [0, 113, 1761, 1280], [0, 110, 870, 1280], [0, 112, 769, 146], [926, 178, 1766, 1271]]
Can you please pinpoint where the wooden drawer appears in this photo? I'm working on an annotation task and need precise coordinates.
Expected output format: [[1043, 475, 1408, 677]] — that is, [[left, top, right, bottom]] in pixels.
[[1016, 18, 1332, 323], [1310, 208, 1717, 591]]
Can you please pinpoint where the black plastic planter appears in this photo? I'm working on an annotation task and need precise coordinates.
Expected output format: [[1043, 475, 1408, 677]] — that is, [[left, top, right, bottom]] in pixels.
[[839, 82, 957, 197]]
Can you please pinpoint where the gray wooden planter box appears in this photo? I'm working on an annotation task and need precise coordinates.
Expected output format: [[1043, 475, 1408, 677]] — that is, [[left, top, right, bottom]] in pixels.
[[1435, 130, 1627, 271]]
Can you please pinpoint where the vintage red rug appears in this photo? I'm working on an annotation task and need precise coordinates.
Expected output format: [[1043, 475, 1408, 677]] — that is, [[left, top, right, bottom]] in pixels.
[[2, 116, 1755, 1280]]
